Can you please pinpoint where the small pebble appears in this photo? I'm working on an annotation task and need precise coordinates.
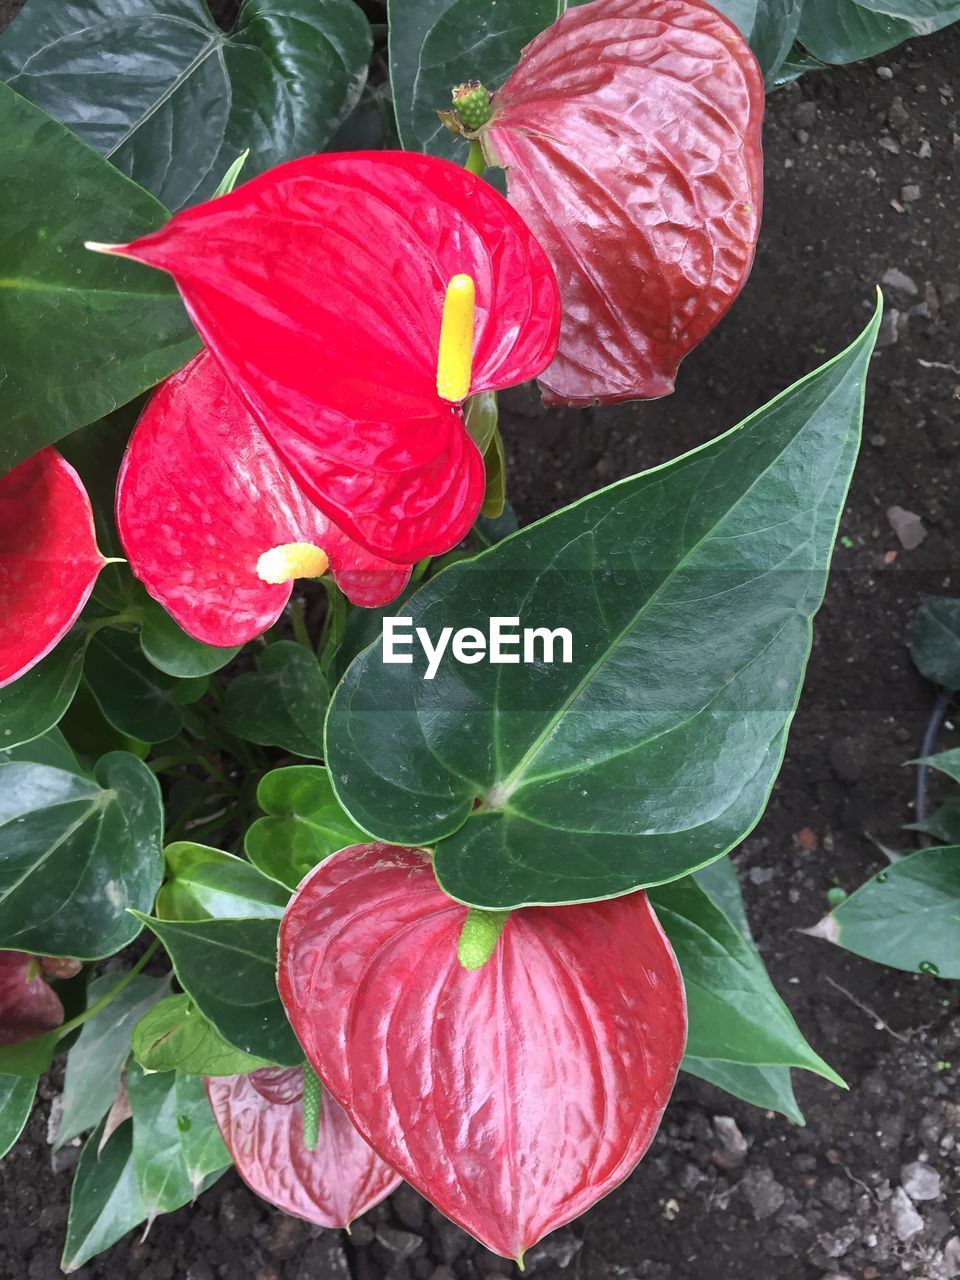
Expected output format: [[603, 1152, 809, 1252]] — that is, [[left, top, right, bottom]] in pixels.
[[876, 65, 894, 80]]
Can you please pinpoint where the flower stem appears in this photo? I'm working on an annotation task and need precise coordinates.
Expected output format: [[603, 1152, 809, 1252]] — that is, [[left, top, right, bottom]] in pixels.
[[465, 139, 485, 176], [57, 941, 161, 1039]]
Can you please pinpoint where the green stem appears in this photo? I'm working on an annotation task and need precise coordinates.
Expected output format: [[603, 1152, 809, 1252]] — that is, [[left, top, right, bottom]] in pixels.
[[57, 941, 160, 1039], [465, 138, 485, 176], [290, 598, 312, 650], [82, 612, 138, 637]]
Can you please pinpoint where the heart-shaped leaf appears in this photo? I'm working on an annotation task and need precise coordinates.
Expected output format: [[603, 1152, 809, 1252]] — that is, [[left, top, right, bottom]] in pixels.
[[0, 951, 64, 1046], [220, 642, 327, 757], [796, 0, 960, 63], [909, 595, 960, 690], [106, 152, 559, 563], [132, 994, 269, 1076], [156, 843, 289, 922], [0, 84, 197, 474], [62, 1119, 147, 1272], [245, 766, 369, 890], [135, 595, 240, 678], [127, 1062, 230, 1215], [278, 843, 686, 1261], [0, 753, 163, 958], [56, 973, 170, 1150], [0, 450, 103, 689], [0, 0, 373, 211], [206, 1066, 402, 1226], [805, 847, 960, 978], [650, 874, 841, 1082], [135, 913, 301, 1065], [0, 1072, 38, 1159], [388, 0, 585, 160], [480, 0, 764, 404], [0, 632, 86, 750], [683, 1057, 804, 1125], [326, 305, 881, 909]]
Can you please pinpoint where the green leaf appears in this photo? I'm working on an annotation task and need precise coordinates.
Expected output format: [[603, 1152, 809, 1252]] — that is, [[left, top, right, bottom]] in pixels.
[[135, 598, 240, 678], [0, 1029, 60, 1078], [0, 632, 85, 750], [245, 766, 368, 890], [0, 727, 88, 775], [156, 842, 289, 921], [220, 641, 327, 757], [389, 0, 583, 159], [474, 501, 519, 549], [0, 752, 163, 957], [481, 429, 506, 520], [59, 681, 150, 762], [56, 973, 170, 1151], [62, 1118, 146, 1272], [909, 595, 960, 690], [0, 1073, 38, 1159], [684, 857, 804, 1124], [711, 0, 802, 83], [796, 0, 943, 63], [84, 629, 185, 743], [133, 913, 301, 1065], [650, 875, 842, 1085], [132, 993, 269, 1076], [908, 798, 960, 844], [807, 846, 960, 977], [326, 303, 881, 908], [683, 1058, 805, 1126], [0, 0, 372, 211], [0, 83, 196, 475], [914, 749, 960, 785], [127, 1063, 228, 1216]]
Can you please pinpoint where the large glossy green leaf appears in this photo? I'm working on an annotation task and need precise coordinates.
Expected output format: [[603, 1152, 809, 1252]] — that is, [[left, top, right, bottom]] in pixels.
[[62, 1119, 146, 1271], [650, 875, 842, 1084], [84, 629, 186, 743], [795, 0, 959, 63], [56, 973, 170, 1150], [712, 0, 803, 83], [0, 753, 163, 957], [245, 766, 368, 890], [388, 0, 587, 160], [0, 84, 196, 475], [127, 1062, 229, 1216], [327, 305, 880, 908], [132, 993, 269, 1076], [681, 858, 804, 1124], [134, 913, 301, 1065], [909, 596, 960, 690], [915, 749, 960, 786], [807, 847, 960, 978], [136, 598, 240, 679], [0, 1073, 38, 1159], [220, 641, 327, 757], [909, 798, 960, 844], [0, 632, 85, 750], [156, 843, 289, 921], [0, 727, 88, 775], [0, 0, 372, 211]]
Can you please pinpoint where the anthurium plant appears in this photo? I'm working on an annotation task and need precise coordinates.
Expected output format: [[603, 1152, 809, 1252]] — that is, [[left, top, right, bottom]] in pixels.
[[0, 0, 885, 1269]]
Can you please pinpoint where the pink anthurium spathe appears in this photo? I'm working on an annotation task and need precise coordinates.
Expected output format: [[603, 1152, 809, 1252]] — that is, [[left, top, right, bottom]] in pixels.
[[0, 951, 66, 1046], [480, 0, 764, 405], [205, 1066, 402, 1227], [0, 449, 104, 689], [89, 152, 561, 565], [116, 352, 412, 647], [278, 844, 687, 1262]]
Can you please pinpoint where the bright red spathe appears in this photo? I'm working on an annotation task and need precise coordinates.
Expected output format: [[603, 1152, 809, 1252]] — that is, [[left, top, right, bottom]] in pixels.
[[483, 0, 764, 405], [205, 1067, 401, 1227], [116, 352, 411, 647], [101, 152, 560, 564], [0, 449, 103, 689], [278, 843, 687, 1261]]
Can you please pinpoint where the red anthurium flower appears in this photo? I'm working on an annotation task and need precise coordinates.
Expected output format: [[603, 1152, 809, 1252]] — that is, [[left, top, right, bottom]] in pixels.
[[117, 352, 412, 647], [0, 951, 66, 1046], [91, 152, 560, 564], [481, 0, 764, 405], [205, 1066, 401, 1227], [278, 844, 686, 1262], [0, 449, 104, 689]]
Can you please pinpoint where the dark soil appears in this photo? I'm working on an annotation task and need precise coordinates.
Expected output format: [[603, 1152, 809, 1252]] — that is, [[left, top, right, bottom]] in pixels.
[[3, 18, 960, 1280]]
